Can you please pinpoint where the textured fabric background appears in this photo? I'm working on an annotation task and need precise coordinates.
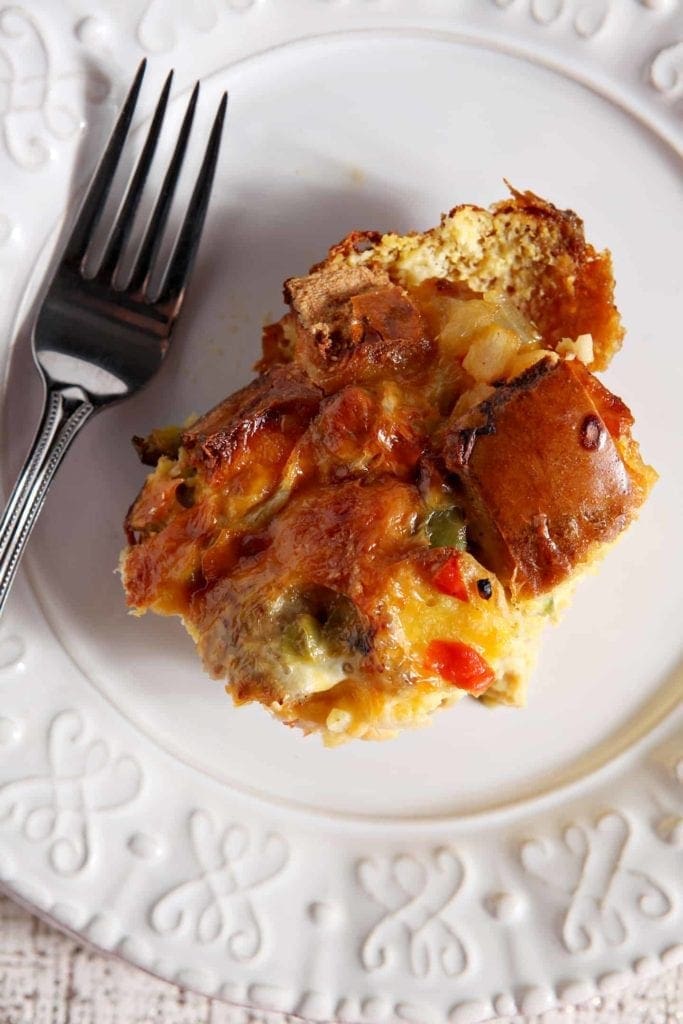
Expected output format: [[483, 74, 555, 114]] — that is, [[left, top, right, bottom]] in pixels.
[[0, 893, 681, 1024]]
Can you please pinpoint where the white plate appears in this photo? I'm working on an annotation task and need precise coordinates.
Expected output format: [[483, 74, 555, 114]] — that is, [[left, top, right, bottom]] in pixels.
[[0, 2, 682, 1021]]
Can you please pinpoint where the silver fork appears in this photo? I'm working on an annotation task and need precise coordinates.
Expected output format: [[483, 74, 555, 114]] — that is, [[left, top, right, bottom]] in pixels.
[[0, 61, 227, 615]]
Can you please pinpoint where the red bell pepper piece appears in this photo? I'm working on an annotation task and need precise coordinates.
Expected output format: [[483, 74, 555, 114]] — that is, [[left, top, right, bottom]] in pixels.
[[426, 639, 495, 695], [432, 554, 469, 601]]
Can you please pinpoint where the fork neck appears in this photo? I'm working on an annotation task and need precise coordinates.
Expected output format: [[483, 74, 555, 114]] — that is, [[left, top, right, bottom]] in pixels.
[[0, 383, 95, 615]]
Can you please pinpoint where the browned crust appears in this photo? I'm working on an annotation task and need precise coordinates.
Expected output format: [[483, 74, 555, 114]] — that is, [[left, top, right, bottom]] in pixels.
[[489, 189, 623, 369], [182, 365, 322, 471], [443, 358, 647, 597], [283, 264, 433, 391], [308, 188, 624, 371]]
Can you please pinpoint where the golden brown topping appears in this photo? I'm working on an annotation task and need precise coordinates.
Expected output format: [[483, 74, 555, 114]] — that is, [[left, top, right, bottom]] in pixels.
[[181, 365, 322, 472], [285, 263, 390, 346], [444, 358, 640, 597], [310, 384, 424, 481], [285, 262, 432, 391], [483, 190, 623, 368], [266, 478, 422, 606]]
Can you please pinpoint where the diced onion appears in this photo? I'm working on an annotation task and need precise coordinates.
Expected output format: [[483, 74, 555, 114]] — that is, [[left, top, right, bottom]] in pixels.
[[462, 326, 520, 383], [556, 333, 594, 365], [438, 299, 498, 357]]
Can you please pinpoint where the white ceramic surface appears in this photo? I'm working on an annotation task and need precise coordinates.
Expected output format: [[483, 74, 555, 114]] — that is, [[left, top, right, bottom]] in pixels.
[[0, 2, 681, 1021]]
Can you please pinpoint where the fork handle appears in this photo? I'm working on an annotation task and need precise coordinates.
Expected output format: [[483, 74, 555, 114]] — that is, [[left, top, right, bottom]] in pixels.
[[0, 385, 95, 616]]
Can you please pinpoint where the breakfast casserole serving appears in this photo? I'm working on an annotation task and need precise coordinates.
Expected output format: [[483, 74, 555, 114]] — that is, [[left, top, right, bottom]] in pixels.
[[121, 189, 656, 744]]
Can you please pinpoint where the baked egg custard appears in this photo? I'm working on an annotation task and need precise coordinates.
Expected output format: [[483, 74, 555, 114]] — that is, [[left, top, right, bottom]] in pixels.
[[121, 190, 655, 744]]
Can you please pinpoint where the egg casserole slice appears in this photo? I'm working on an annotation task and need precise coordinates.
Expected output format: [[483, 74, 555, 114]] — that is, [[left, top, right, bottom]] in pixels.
[[121, 189, 656, 744]]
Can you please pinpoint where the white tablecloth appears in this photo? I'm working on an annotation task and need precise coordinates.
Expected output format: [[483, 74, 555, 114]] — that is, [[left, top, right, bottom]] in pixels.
[[1, 893, 681, 1024]]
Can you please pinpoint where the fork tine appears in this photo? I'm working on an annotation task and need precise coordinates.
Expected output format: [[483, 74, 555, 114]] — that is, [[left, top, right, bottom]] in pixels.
[[63, 59, 147, 268], [157, 92, 228, 309], [127, 82, 200, 294], [97, 69, 174, 283]]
